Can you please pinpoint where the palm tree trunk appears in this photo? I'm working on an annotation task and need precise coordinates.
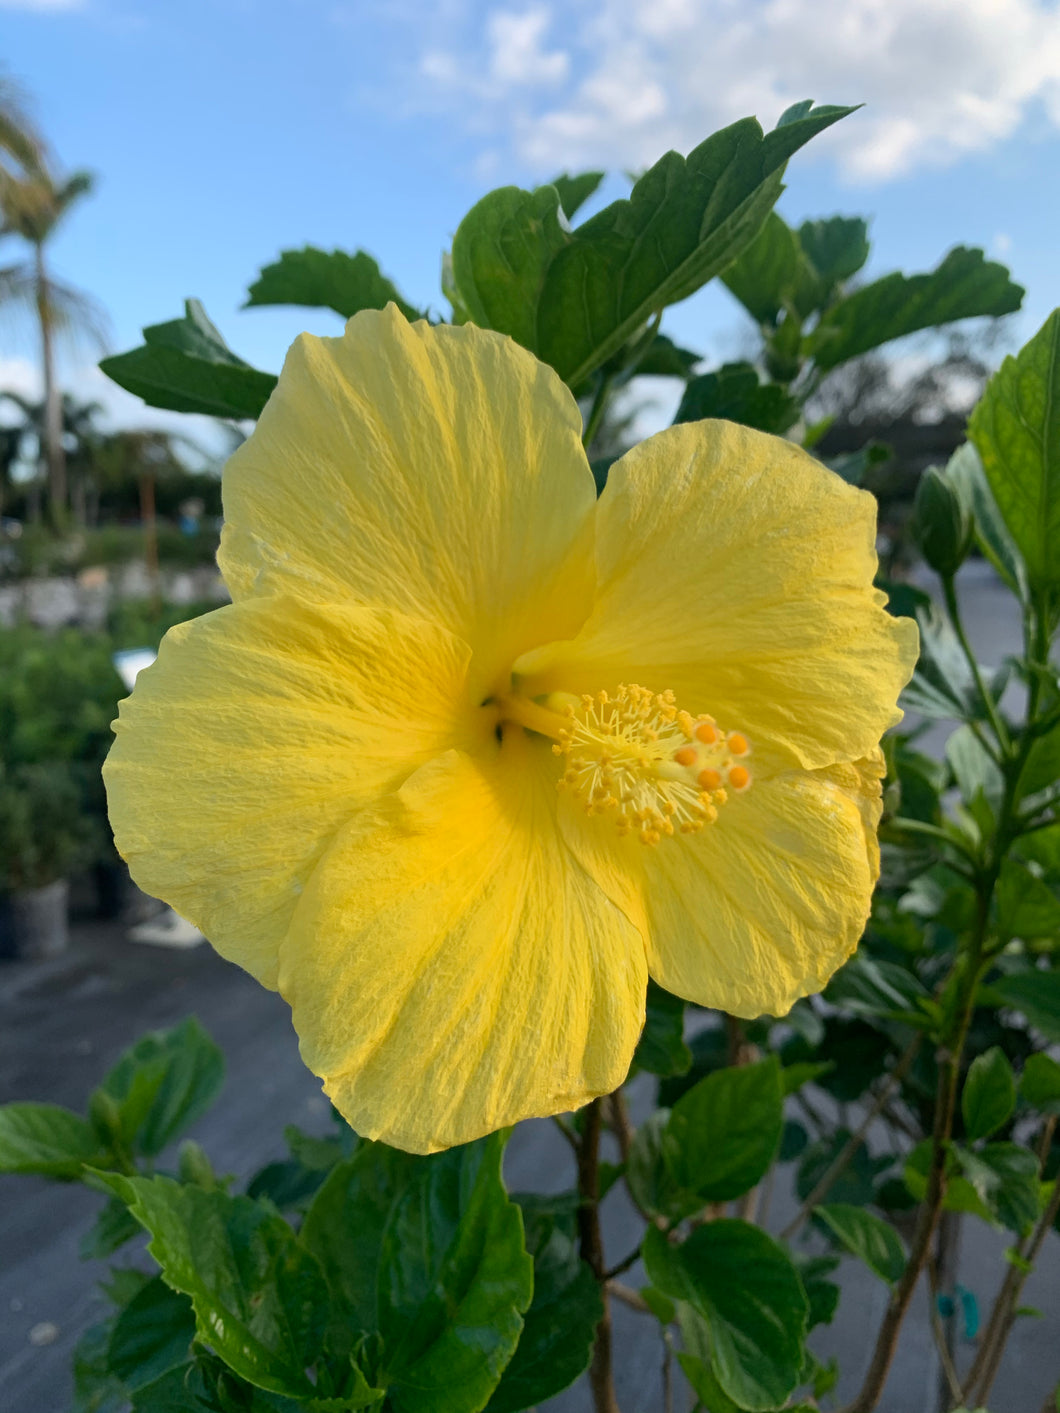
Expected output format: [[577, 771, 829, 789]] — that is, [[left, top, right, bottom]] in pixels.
[[35, 243, 66, 523]]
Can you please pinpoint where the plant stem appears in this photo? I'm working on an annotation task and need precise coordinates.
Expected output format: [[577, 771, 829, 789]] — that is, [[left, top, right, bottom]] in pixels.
[[956, 1116, 1060, 1409], [579, 1097, 621, 1413], [845, 946, 983, 1412], [926, 1248, 964, 1408], [582, 372, 615, 452], [780, 1034, 922, 1242], [607, 1280, 651, 1314], [942, 573, 1011, 755]]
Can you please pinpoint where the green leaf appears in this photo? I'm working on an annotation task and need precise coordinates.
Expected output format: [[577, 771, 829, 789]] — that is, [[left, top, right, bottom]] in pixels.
[[720, 211, 807, 325], [244, 248, 421, 322], [95, 1017, 224, 1157], [963, 1047, 1017, 1140], [997, 861, 1060, 943], [945, 442, 1029, 600], [626, 1110, 696, 1220], [901, 601, 980, 721], [0, 1101, 108, 1178], [101, 300, 277, 419], [991, 971, 1060, 1041], [957, 1142, 1041, 1233], [450, 104, 856, 387], [677, 1351, 745, 1413], [643, 1220, 808, 1410], [797, 215, 870, 286], [633, 980, 692, 1077], [808, 247, 1023, 371], [1021, 1053, 1060, 1112], [824, 954, 934, 1028], [486, 1200, 602, 1413], [816, 1203, 906, 1285], [795, 1254, 840, 1330], [108, 1276, 196, 1392], [665, 1056, 784, 1202], [98, 1174, 329, 1397], [544, 171, 605, 222], [80, 1196, 142, 1260], [301, 1135, 532, 1413], [913, 466, 972, 577], [969, 309, 1060, 592], [824, 440, 891, 487], [634, 333, 702, 379], [947, 725, 1004, 815], [673, 361, 800, 434]]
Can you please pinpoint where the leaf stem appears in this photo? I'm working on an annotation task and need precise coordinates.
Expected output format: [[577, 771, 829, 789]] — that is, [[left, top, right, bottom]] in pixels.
[[942, 573, 1012, 755], [578, 1097, 621, 1413], [582, 372, 616, 451]]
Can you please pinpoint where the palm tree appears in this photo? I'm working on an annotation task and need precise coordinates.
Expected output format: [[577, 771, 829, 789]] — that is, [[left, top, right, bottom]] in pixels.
[[0, 86, 106, 524]]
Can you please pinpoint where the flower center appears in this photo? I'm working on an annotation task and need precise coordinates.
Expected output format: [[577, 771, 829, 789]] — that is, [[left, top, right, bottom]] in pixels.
[[499, 683, 751, 846]]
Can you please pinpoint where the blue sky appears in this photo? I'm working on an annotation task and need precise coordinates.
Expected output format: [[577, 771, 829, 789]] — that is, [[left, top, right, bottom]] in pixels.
[[2, 0, 1058, 440]]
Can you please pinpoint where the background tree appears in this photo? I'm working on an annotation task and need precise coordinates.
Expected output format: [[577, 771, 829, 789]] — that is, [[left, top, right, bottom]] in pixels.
[[0, 133, 106, 523]]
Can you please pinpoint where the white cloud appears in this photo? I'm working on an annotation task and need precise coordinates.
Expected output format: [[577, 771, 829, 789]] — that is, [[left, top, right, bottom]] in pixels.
[[412, 0, 1060, 182]]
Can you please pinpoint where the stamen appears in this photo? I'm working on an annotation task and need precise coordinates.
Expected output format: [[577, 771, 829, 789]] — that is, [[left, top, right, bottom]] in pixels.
[[550, 684, 752, 845]]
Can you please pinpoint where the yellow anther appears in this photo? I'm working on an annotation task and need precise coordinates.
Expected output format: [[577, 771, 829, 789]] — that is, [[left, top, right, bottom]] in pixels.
[[673, 746, 697, 767], [698, 768, 722, 791], [728, 765, 751, 791], [694, 720, 718, 745], [728, 732, 749, 756]]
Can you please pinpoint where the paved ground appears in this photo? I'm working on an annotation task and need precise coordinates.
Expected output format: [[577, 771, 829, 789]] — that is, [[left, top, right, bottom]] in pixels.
[[2, 561, 1058, 1412]]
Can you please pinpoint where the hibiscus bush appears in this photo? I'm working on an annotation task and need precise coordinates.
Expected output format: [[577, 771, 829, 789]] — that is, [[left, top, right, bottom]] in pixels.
[[2, 103, 1059, 1413]]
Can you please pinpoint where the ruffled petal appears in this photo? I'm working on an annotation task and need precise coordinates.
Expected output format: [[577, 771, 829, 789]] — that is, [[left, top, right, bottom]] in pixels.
[[515, 420, 918, 770], [277, 737, 647, 1154], [628, 753, 885, 1017], [104, 597, 474, 987], [218, 306, 598, 700]]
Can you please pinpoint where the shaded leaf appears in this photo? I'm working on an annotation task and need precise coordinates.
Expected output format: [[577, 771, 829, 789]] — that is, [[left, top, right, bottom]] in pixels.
[[816, 1203, 906, 1285], [1021, 1053, 1060, 1112], [945, 442, 1029, 600], [0, 1101, 108, 1178], [108, 1276, 196, 1392], [80, 1195, 142, 1260], [544, 171, 605, 222], [245, 247, 421, 322], [633, 980, 691, 1077], [674, 361, 800, 433], [963, 1047, 1017, 1140], [95, 1016, 224, 1158], [991, 971, 1060, 1041], [797, 215, 870, 286], [809, 247, 1023, 371], [720, 211, 808, 325]]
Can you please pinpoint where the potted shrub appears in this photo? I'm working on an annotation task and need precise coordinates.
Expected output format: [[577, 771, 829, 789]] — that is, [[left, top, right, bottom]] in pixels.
[[0, 762, 97, 959]]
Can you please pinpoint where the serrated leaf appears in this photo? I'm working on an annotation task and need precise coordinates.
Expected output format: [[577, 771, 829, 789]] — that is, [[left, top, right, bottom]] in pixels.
[[970, 308, 1060, 593], [901, 601, 980, 721], [301, 1135, 532, 1413], [544, 171, 605, 221], [486, 1202, 602, 1413], [98, 1174, 328, 1397], [245, 247, 421, 322], [963, 1047, 1017, 1140], [643, 1221, 808, 1410], [633, 980, 691, 1077], [451, 105, 855, 387], [674, 361, 800, 434], [95, 1016, 224, 1157], [957, 1142, 1041, 1233], [816, 1203, 906, 1285], [720, 211, 808, 325], [824, 953, 933, 1027], [809, 247, 1023, 371], [665, 1056, 784, 1202], [798, 215, 870, 286], [101, 300, 277, 419], [626, 1109, 697, 1220], [997, 860, 1060, 942], [0, 1101, 109, 1178], [80, 1195, 143, 1260], [108, 1276, 196, 1392]]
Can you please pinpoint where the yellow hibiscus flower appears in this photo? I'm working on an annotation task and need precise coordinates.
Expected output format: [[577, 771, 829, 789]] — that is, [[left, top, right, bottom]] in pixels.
[[104, 306, 918, 1155]]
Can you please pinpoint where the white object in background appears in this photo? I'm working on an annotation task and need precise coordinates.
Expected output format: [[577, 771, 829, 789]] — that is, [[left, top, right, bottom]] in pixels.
[[113, 647, 157, 692], [128, 908, 205, 950]]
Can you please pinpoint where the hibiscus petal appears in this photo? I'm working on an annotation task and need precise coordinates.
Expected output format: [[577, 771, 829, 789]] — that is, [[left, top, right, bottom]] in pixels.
[[104, 596, 475, 986], [515, 420, 918, 770], [632, 754, 884, 1017], [277, 738, 647, 1154], [218, 306, 597, 701]]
